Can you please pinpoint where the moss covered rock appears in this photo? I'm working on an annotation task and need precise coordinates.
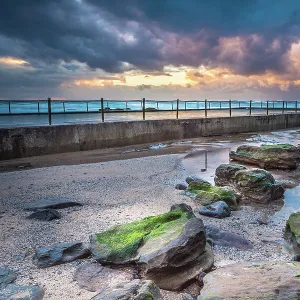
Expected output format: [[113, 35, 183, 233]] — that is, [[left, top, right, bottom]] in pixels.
[[285, 212, 300, 254], [187, 180, 239, 210], [90, 205, 213, 291], [230, 144, 300, 169], [214, 164, 284, 203]]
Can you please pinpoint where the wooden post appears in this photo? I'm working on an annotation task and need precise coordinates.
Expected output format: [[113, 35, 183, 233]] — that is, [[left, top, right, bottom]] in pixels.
[[176, 99, 179, 119], [47, 97, 52, 125], [142, 98, 145, 120], [101, 98, 104, 122], [296, 101, 298, 113], [249, 100, 252, 115], [37, 102, 40, 113], [205, 99, 207, 117], [282, 101, 284, 114], [8, 101, 11, 113], [266, 101, 269, 115], [86, 101, 89, 112], [63, 102, 66, 113], [229, 99, 232, 117], [261, 101, 263, 108]]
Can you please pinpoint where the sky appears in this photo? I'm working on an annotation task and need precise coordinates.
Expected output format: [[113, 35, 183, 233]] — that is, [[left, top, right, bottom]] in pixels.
[[1, 0, 300, 100]]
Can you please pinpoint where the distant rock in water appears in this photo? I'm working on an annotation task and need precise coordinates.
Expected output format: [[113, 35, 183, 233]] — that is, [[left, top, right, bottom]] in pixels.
[[285, 212, 300, 254], [198, 261, 300, 300], [215, 164, 284, 203], [90, 205, 214, 291], [230, 144, 300, 170]]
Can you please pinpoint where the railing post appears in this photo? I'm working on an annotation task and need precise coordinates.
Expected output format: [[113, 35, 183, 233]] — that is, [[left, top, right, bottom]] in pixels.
[[266, 101, 269, 115], [205, 99, 207, 117], [101, 97, 104, 122], [37, 102, 40, 113], [47, 97, 52, 125], [8, 101, 11, 114], [261, 101, 263, 108], [296, 101, 298, 113], [249, 100, 252, 115], [86, 101, 89, 112], [171, 102, 174, 110], [176, 99, 179, 119], [142, 97, 145, 120], [229, 99, 232, 117], [63, 102, 66, 113], [282, 101, 285, 114]]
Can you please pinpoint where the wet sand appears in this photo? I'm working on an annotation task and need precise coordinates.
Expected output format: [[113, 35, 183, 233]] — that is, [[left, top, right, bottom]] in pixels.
[[0, 128, 300, 299]]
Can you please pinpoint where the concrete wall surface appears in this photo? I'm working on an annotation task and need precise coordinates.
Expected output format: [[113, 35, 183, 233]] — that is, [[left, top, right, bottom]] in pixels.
[[1, 114, 300, 160]]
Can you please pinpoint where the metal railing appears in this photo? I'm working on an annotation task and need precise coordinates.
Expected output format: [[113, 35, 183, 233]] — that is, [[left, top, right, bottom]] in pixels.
[[0, 98, 299, 125]]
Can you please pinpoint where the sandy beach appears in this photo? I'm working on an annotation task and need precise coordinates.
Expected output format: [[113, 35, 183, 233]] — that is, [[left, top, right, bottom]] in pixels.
[[1, 129, 300, 299]]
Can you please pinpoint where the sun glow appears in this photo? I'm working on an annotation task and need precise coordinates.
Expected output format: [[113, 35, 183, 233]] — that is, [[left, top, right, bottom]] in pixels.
[[0, 56, 29, 66]]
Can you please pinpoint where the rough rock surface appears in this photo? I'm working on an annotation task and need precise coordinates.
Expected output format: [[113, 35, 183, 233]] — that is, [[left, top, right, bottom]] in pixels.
[[33, 242, 90, 268], [90, 206, 213, 290], [198, 261, 300, 299], [175, 183, 188, 190], [26, 209, 61, 221], [0, 267, 17, 289], [215, 164, 284, 203], [230, 144, 300, 170], [187, 180, 239, 210], [24, 198, 82, 211], [285, 212, 300, 254], [91, 279, 163, 300], [186, 176, 210, 185], [0, 284, 44, 300], [74, 263, 135, 292], [205, 225, 253, 250], [199, 201, 231, 219]]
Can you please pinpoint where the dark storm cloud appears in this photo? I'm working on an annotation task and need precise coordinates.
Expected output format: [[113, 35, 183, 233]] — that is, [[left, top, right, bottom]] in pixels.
[[1, 0, 300, 96]]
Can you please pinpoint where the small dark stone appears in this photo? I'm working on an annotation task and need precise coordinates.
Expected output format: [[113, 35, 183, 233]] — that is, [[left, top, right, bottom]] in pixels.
[[0, 267, 17, 289], [186, 176, 210, 185], [0, 284, 44, 300], [205, 225, 253, 250], [170, 203, 193, 215], [199, 201, 231, 219], [33, 242, 90, 268], [24, 198, 82, 211], [27, 209, 61, 221], [175, 183, 188, 190]]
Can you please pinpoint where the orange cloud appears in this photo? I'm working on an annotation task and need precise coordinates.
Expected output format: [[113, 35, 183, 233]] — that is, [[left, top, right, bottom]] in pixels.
[[0, 56, 29, 66]]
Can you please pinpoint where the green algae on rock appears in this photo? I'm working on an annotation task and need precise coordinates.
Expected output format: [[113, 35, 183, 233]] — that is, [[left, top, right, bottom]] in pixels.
[[215, 164, 284, 203], [230, 144, 300, 170], [90, 205, 213, 291], [285, 212, 300, 254], [90, 209, 192, 264], [187, 181, 239, 210]]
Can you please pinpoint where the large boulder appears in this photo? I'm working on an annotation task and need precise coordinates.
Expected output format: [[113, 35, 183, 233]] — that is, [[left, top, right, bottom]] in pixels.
[[24, 198, 82, 211], [0, 284, 44, 300], [215, 164, 284, 203], [91, 279, 163, 300], [33, 242, 90, 268], [0, 267, 17, 289], [198, 261, 300, 300], [198, 201, 231, 219], [187, 180, 239, 210], [90, 206, 214, 291], [285, 212, 300, 254], [230, 144, 300, 170], [205, 225, 253, 250], [74, 263, 134, 292]]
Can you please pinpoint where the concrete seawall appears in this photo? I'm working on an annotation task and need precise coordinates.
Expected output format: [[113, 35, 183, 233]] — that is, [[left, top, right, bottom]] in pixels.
[[1, 114, 300, 160]]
